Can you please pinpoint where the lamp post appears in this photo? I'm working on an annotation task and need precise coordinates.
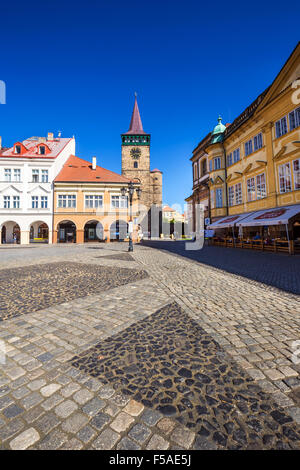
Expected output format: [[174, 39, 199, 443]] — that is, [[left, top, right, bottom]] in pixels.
[[121, 182, 141, 252]]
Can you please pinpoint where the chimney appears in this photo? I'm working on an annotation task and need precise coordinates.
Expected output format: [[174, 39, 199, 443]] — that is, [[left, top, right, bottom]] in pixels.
[[92, 156, 97, 170], [38, 137, 46, 143], [0, 136, 2, 150], [47, 132, 54, 141]]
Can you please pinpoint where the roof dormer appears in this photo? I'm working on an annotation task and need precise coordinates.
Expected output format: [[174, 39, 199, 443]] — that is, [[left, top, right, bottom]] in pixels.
[[36, 142, 51, 155], [13, 142, 27, 155]]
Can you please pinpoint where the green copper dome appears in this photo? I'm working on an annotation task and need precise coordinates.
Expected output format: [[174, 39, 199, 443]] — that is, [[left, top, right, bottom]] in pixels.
[[211, 116, 226, 143]]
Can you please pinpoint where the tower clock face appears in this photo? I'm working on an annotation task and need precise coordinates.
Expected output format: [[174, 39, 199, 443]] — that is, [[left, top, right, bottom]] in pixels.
[[130, 147, 141, 160]]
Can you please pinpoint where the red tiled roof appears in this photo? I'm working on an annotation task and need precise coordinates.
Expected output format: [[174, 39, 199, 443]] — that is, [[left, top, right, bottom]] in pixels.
[[0, 137, 72, 159], [124, 96, 146, 135], [151, 168, 162, 173], [55, 155, 133, 183], [163, 205, 175, 212]]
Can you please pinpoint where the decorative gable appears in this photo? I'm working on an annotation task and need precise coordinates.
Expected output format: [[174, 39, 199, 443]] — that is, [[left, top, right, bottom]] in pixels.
[[256, 43, 300, 112], [27, 185, 51, 195], [0, 184, 22, 194]]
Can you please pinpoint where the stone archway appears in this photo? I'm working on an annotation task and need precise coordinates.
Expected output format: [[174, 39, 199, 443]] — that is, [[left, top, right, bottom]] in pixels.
[[84, 220, 104, 242], [29, 221, 49, 243], [57, 220, 77, 243], [1, 221, 20, 244]]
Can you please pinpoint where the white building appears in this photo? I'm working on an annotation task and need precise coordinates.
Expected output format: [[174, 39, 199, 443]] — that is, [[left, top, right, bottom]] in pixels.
[[0, 133, 75, 244]]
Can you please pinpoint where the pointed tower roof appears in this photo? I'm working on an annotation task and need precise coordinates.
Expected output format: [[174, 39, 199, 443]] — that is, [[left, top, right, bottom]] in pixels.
[[124, 94, 146, 135]]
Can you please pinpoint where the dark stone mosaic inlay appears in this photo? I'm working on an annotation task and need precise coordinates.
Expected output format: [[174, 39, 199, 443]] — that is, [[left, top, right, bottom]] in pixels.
[[96, 253, 135, 262], [0, 262, 148, 321], [71, 302, 300, 449]]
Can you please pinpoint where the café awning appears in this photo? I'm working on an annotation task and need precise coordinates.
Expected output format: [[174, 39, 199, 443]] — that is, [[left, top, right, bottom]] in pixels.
[[237, 204, 300, 227], [207, 213, 251, 229]]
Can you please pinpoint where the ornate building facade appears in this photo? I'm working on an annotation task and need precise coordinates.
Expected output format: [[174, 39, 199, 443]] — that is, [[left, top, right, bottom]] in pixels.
[[187, 42, 300, 242]]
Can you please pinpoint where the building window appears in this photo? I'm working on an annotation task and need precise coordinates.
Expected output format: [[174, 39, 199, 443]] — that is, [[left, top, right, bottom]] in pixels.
[[41, 170, 49, 183], [4, 169, 11, 182], [39, 146, 45, 155], [275, 116, 288, 138], [111, 195, 128, 209], [214, 157, 221, 170], [14, 169, 21, 182], [228, 187, 234, 207], [278, 163, 292, 193], [256, 173, 266, 199], [235, 183, 242, 205], [247, 177, 256, 201], [216, 188, 222, 208], [31, 196, 38, 208], [32, 169, 39, 182], [210, 190, 215, 209], [289, 107, 300, 131], [4, 196, 10, 208], [41, 196, 48, 209], [57, 195, 76, 208], [193, 164, 197, 181], [134, 161, 138, 168], [13, 196, 20, 209], [253, 133, 263, 151], [227, 153, 232, 166], [245, 139, 253, 156], [209, 160, 213, 172], [293, 158, 300, 190], [85, 195, 103, 209], [233, 148, 240, 163], [15, 145, 21, 154], [201, 159, 207, 176]]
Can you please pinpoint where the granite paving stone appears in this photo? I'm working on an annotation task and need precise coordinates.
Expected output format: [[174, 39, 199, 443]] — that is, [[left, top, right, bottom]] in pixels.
[[146, 434, 170, 450], [117, 436, 141, 450], [9, 427, 40, 450], [128, 423, 152, 444], [54, 400, 78, 418], [91, 427, 120, 450]]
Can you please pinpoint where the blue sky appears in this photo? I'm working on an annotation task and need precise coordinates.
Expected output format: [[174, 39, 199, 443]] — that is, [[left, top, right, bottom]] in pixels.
[[0, 0, 299, 210]]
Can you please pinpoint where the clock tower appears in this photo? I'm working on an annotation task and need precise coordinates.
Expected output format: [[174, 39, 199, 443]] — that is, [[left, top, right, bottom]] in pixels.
[[121, 94, 162, 210]]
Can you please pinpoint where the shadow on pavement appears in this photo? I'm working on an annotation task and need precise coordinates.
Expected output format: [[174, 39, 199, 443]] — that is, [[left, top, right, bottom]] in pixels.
[[141, 240, 300, 296]]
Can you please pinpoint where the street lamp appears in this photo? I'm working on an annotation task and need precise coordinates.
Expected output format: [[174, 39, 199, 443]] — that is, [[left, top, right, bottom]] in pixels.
[[121, 182, 141, 252]]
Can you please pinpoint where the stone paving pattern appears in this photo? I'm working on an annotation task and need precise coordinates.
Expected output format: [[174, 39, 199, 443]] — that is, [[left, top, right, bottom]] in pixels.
[[0, 243, 299, 449], [0, 262, 148, 321], [71, 301, 300, 449], [134, 243, 300, 425], [142, 240, 300, 295]]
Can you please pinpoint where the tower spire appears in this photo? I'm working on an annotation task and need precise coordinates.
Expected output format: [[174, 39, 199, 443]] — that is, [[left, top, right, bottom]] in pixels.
[[125, 94, 146, 135]]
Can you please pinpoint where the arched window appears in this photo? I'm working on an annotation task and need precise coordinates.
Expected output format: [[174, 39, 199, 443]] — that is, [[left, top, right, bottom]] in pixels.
[[134, 161, 138, 168]]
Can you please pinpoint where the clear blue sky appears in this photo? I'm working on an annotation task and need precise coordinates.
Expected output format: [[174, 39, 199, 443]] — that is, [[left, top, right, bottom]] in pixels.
[[0, 1, 299, 210]]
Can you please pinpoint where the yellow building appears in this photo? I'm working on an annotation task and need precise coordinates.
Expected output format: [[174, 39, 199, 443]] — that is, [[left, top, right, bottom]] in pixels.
[[189, 42, 300, 250], [53, 155, 141, 243]]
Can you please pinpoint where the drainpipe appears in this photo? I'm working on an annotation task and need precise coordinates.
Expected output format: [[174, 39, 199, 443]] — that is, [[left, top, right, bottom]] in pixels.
[[222, 141, 229, 216]]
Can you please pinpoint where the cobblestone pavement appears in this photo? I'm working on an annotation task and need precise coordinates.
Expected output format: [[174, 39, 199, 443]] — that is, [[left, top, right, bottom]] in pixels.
[[133, 244, 300, 424], [142, 240, 300, 295], [0, 243, 299, 450], [71, 302, 300, 449], [0, 262, 148, 321]]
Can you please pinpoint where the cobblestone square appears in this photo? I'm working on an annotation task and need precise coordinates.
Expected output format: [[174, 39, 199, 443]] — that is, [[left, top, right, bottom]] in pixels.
[[0, 243, 299, 450]]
